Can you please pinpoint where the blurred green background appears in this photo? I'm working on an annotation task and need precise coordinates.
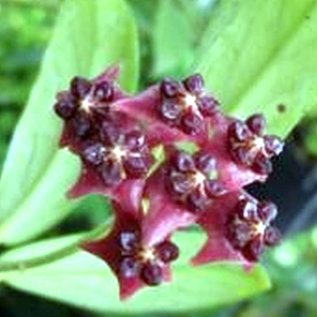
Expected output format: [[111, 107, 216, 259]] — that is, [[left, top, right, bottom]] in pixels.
[[1, 0, 317, 316]]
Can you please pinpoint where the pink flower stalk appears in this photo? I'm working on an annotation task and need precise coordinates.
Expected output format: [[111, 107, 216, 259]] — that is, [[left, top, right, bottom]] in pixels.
[[54, 66, 284, 299]]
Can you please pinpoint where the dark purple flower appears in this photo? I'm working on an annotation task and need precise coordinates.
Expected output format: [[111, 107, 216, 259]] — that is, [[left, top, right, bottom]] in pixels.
[[192, 191, 280, 265], [227, 114, 284, 175], [113, 74, 221, 147], [83, 199, 180, 299]]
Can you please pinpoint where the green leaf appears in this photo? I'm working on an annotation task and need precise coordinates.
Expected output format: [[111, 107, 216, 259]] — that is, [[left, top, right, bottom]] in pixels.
[[195, 0, 317, 138], [0, 0, 139, 245], [0, 231, 270, 313], [152, 0, 194, 78]]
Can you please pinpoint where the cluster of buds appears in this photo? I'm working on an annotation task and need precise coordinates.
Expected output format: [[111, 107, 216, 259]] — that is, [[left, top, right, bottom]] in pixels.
[[54, 66, 284, 299]]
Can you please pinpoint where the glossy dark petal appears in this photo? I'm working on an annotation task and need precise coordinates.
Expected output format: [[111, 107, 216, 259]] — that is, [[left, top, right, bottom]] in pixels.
[[187, 188, 208, 212], [236, 198, 259, 223], [204, 180, 226, 198], [264, 226, 281, 246], [195, 152, 217, 174], [169, 173, 193, 195], [171, 151, 196, 172], [264, 135, 284, 156], [228, 120, 251, 142], [160, 78, 183, 98], [246, 114, 266, 136], [258, 201, 278, 222], [242, 235, 264, 262], [54, 93, 78, 119], [93, 81, 114, 102], [197, 95, 219, 116], [160, 100, 182, 121], [156, 241, 179, 263], [120, 257, 140, 278], [252, 153, 273, 175], [140, 262, 163, 286], [181, 111, 203, 135], [70, 76, 92, 99], [100, 160, 122, 186], [70, 113, 92, 138], [82, 143, 105, 165], [125, 130, 146, 150], [119, 231, 139, 252], [183, 74, 204, 94], [124, 155, 149, 178]]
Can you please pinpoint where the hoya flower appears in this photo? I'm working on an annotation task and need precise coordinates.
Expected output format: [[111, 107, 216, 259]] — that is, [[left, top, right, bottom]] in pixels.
[[68, 111, 153, 199], [53, 66, 284, 300], [54, 66, 127, 151], [199, 113, 284, 190], [227, 114, 284, 175], [164, 148, 226, 212], [141, 147, 225, 246], [114, 74, 221, 147], [83, 197, 180, 299], [192, 191, 280, 266]]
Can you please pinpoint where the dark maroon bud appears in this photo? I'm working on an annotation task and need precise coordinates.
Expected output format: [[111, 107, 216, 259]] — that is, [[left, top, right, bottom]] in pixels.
[[172, 152, 195, 172], [160, 101, 182, 121], [93, 81, 114, 102], [169, 173, 193, 194], [140, 262, 163, 286], [125, 130, 145, 150], [232, 147, 254, 166], [70, 77, 92, 99], [187, 188, 207, 212], [246, 114, 266, 136], [124, 155, 149, 178], [264, 227, 281, 246], [119, 231, 139, 252], [181, 111, 203, 135], [83, 143, 105, 165], [243, 235, 264, 262], [183, 74, 204, 94], [100, 121, 120, 145], [204, 180, 226, 198], [264, 135, 284, 156], [156, 241, 179, 263], [120, 257, 139, 278], [160, 78, 182, 98], [228, 120, 251, 142], [71, 114, 92, 137], [100, 160, 122, 186], [227, 221, 254, 249], [236, 199, 259, 223], [252, 153, 273, 175], [195, 152, 217, 174], [54, 94, 78, 119], [258, 201, 278, 222], [197, 95, 219, 116]]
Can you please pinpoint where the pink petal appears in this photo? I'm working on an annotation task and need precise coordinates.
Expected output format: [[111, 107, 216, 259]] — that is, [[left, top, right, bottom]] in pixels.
[[68, 165, 145, 215], [142, 168, 196, 246], [191, 191, 250, 265], [204, 115, 266, 189]]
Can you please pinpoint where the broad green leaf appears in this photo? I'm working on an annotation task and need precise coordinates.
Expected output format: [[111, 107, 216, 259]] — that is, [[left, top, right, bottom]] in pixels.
[[152, 0, 194, 77], [0, 231, 270, 313], [0, 0, 139, 245], [195, 0, 317, 138]]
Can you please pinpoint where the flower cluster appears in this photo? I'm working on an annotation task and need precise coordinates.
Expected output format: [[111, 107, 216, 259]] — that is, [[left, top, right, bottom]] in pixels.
[[54, 66, 284, 299]]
